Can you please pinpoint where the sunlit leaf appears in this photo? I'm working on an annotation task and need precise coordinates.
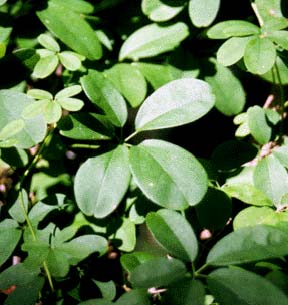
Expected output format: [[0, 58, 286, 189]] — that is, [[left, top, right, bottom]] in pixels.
[[189, 0, 220, 27]]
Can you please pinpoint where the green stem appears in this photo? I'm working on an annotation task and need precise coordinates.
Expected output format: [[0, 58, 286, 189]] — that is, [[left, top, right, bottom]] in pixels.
[[251, 2, 264, 27], [70, 143, 100, 149], [195, 263, 209, 276], [124, 130, 139, 142]]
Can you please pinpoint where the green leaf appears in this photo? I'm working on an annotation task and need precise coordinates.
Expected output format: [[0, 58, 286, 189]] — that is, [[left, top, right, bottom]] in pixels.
[[261, 55, 288, 85], [135, 78, 215, 131], [38, 33, 60, 52], [263, 17, 288, 31], [217, 36, 252, 66], [43, 100, 62, 123], [119, 22, 189, 61], [266, 270, 288, 294], [129, 257, 187, 288], [146, 209, 198, 262], [195, 188, 232, 231], [27, 89, 53, 100], [253, 154, 288, 208], [9, 190, 29, 223], [93, 280, 116, 301], [189, 0, 220, 27], [0, 0, 7, 6], [0, 90, 46, 148], [206, 224, 288, 266], [78, 300, 113, 305], [115, 289, 150, 305], [0, 119, 25, 140], [21, 99, 49, 120], [141, 0, 184, 22], [51, 0, 94, 14], [121, 252, 156, 274], [222, 183, 273, 206], [74, 145, 131, 218], [58, 51, 82, 71], [162, 279, 205, 305], [244, 37, 276, 74], [32, 54, 59, 78], [37, 0, 102, 60], [269, 30, 288, 50], [58, 113, 114, 140], [273, 144, 288, 168], [104, 63, 147, 107], [205, 61, 245, 116], [113, 218, 136, 252], [0, 219, 22, 266], [80, 70, 128, 127], [233, 206, 288, 230], [247, 106, 272, 144], [255, 0, 285, 23], [95, 30, 113, 51], [129, 139, 208, 209], [56, 97, 84, 111], [207, 20, 260, 39], [207, 268, 288, 305], [55, 85, 82, 99]]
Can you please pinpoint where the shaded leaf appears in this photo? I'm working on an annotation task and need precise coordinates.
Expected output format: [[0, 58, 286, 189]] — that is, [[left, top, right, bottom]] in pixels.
[[115, 289, 150, 305], [121, 251, 156, 274], [93, 280, 116, 301]]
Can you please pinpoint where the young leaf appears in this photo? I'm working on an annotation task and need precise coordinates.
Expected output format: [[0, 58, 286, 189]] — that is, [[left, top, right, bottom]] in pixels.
[[269, 30, 288, 50], [141, 0, 184, 22], [207, 268, 288, 305], [205, 61, 246, 116], [27, 89, 53, 100], [55, 85, 82, 99], [112, 218, 136, 252], [244, 37, 276, 75], [189, 0, 220, 28], [38, 33, 60, 52], [273, 144, 288, 168], [129, 139, 208, 210], [119, 22, 189, 61], [56, 97, 84, 111], [247, 106, 272, 144], [104, 63, 147, 107], [43, 101, 62, 123], [74, 145, 131, 218], [206, 224, 288, 266], [253, 155, 288, 208], [37, 0, 102, 60], [135, 78, 215, 131], [32, 54, 59, 78], [146, 209, 198, 262], [80, 70, 128, 127], [263, 17, 288, 31], [58, 51, 82, 71], [9, 190, 29, 223], [129, 257, 187, 288], [255, 0, 285, 24], [207, 20, 260, 39]]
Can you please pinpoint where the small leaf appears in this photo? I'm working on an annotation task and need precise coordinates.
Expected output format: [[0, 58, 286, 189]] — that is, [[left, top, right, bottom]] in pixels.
[[263, 17, 288, 31], [273, 144, 288, 168], [189, 0, 220, 28], [33, 54, 59, 78], [135, 78, 215, 131], [38, 33, 60, 52], [269, 30, 288, 50], [27, 89, 53, 100], [93, 280, 116, 301], [55, 85, 82, 99], [129, 257, 187, 288], [121, 252, 156, 274], [0, 119, 25, 140], [254, 154, 288, 208], [141, 0, 184, 22], [43, 101, 62, 123], [129, 139, 208, 209], [248, 106, 272, 144], [113, 218, 136, 252], [255, 0, 285, 23], [74, 145, 131, 218], [57, 97, 84, 111], [9, 190, 29, 223], [217, 36, 252, 66], [119, 22, 189, 61], [244, 37, 276, 74], [81, 70, 128, 127], [206, 224, 288, 266], [207, 268, 288, 305], [105, 63, 147, 107], [146, 209, 198, 261], [58, 51, 82, 71], [95, 29, 113, 50], [207, 20, 260, 39], [261, 55, 288, 85], [115, 289, 150, 305]]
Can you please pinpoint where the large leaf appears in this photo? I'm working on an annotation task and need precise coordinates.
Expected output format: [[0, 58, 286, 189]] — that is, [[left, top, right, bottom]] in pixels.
[[207, 268, 288, 305], [141, 0, 184, 22], [104, 63, 147, 107], [129, 257, 187, 288], [74, 145, 131, 218], [205, 61, 245, 116], [37, 0, 102, 60], [0, 90, 46, 148], [189, 0, 220, 27], [146, 209, 198, 262], [129, 139, 208, 210], [80, 70, 127, 127], [244, 37, 276, 75], [253, 154, 288, 208], [135, 78, 215, 131], [206, 224, 288, 266], [119, 22, 189, 61], [115, 289, 150, 305]]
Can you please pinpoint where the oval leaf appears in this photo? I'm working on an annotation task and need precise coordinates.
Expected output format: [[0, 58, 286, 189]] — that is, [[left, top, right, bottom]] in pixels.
[[0, 119, 25, 140], [129, 139, 208, 210], [74, 145, 131, 218], [208, 268, 288, 305], [119, 22, 189, 61], [146, 209, 198, 262], [206, 224, 288, 266], [55, 85, 82, 99], [56, 97, 84, 111], [81, 70, 128, 127], [27, 89, 53, 100], [37, 0, 102, 60], [38, 33, 60, 52], [135, 78, 215, 131], [189, 0, 220, 28], [269, 30, 288, 50], [33, 54, 59, 79], [58, 51, 82, 71]]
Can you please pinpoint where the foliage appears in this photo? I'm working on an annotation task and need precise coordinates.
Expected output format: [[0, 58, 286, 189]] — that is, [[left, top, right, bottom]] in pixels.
[[1, 0, 288, 304]]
